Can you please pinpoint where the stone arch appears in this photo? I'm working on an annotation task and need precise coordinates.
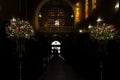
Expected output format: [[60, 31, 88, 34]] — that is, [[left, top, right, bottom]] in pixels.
[[34, 0, 75, 32]]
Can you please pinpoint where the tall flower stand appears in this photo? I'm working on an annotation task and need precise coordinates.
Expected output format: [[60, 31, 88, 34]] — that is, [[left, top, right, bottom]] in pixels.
[[16, 39, 25, 80], [97, 40, 108, 80]]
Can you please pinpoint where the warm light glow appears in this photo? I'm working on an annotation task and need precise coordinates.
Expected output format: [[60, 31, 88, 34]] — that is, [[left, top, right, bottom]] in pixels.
[[76, 2, 80, 6], [79, 29, 83, 33], [38, 14, 42, 18], [75, 2, 81, 23], [92, 0, 96, 10], [71, 14, 74, 18], [55, 19, 60, 26], [85, 0, 89, 18], [12, 17, 16, 21], [115, 2, 119, 9], [97, 17, 102, 22], [76, 8, 80, 11], [88, 24, 93, 29]]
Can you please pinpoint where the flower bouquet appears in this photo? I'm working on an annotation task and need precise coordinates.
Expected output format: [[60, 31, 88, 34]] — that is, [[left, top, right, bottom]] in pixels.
[[88, 23, 118, 80], [5, 18, 34, 80], [6, 18, 34, 39], [88, 23, 117, 40], [88, 23, 118, 56], [6, 18, 34, 57]]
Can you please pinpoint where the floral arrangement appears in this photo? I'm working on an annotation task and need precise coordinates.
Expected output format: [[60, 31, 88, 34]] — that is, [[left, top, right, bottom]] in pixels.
[[6, 18, 34, 39], [88, 23, 118, 40]]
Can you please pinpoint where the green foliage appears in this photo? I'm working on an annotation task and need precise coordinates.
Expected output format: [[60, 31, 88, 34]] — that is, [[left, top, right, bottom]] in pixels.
[[6, 18, 34, 39]]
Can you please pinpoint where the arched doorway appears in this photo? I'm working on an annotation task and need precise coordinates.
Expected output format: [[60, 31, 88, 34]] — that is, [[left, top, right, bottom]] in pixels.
[[34, 0, 75, 32], [50, 40, 64, 60], [45, 34, 64, 60], [51, 40, 61, 54]]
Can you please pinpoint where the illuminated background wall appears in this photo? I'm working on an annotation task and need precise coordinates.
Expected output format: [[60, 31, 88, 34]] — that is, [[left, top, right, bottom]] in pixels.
[[0, 0, 119, 31]]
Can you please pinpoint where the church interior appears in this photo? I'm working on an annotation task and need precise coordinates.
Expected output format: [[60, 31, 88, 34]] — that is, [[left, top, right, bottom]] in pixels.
[[0, 0, 120, 80]]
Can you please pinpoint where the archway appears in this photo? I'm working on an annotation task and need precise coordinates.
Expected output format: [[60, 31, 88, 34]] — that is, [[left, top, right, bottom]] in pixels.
[[51, 40, 61, 54], [34, 0, 75, 32]]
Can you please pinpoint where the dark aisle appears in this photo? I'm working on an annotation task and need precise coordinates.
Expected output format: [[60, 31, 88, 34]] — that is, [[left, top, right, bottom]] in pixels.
[[1, 36, 120, 80], [37, 56, 82, 80]]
